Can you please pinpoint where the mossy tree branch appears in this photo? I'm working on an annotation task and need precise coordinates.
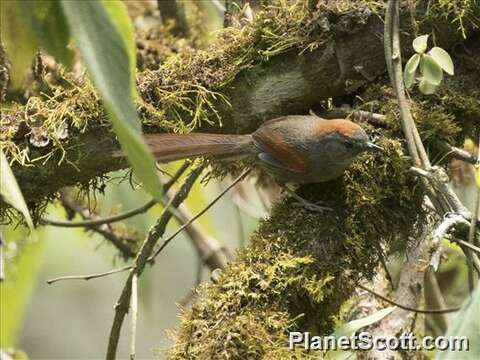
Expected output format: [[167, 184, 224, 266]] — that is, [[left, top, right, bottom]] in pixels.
[[2, 2, 476, 209]]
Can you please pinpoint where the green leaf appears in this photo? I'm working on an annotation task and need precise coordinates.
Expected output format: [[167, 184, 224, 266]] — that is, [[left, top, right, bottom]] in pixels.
[[0, 226, 44, 347], [325, 307, 396, 360], [413, 34, 429, 54], [418, 77, 439, 95], [61, 1, 163, 201], [420, 54, 443, 86], [429, 47, 454, 75], [0, 1, 38, 89], [405, 54, 421, 74], [18, 0, 73, 66], [404, 54, 420, 88], [436, 286, 480, 359], [332, 306, 396, 338], [475, 168, 480, 189], [404, 67, 416, 88], [0, 150, 33, 229], [101, 0, 137, 98]]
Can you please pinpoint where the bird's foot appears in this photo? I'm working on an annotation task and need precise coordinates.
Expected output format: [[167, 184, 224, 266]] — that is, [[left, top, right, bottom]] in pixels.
[[284, 187, 332, 213], [292, 198, 333, 213]]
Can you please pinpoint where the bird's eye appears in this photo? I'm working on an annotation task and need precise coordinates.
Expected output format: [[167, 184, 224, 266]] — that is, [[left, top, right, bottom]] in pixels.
[[344, 141, 354, 149]]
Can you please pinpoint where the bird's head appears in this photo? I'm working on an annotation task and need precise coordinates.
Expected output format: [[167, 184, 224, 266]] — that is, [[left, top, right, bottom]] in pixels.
[[317, 119, 382, 164]]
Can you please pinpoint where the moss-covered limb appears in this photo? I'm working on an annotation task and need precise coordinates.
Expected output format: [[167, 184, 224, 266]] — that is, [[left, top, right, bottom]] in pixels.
[[2, 1, 477, 209], [168, 137, 426, 359]]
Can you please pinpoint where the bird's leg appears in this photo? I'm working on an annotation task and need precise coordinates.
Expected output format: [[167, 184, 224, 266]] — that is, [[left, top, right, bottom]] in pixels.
[[283, 186, 333, 213]]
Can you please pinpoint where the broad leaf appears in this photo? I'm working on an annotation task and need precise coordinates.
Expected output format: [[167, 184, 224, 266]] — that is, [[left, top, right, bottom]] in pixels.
[[61, 1, 163, 201], [429, 47, 454, 75], [0, 1, 38, 89], [420, 55, 443, 86], [404, 54, 420, 88], [0, 149, 33, 229], [413, 34, 429, 54], [405, 54, 421, 74], [418, 77, 438, 95], [436, 285, 480, 359], [404, 68, 416, 88]]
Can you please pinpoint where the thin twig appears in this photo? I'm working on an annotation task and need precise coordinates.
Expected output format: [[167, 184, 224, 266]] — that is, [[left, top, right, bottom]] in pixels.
[[435, 140, 478, 165], [41, 199, 157, 228], [46, 265, 131, 284], [0, 233, 4, 282], [40, 162, 189, 228], [466, 138, 480, 292], [148, 169, 251, 261], [106, 166, 205, 360], [358, 284, 460, 314], [46, 168, 232, 286], [452, 238, 480, 255], [130, 274, 138, 360]]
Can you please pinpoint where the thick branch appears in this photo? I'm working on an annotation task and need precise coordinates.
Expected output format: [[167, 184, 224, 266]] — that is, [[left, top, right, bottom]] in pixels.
[[4, 3, 474, 205]]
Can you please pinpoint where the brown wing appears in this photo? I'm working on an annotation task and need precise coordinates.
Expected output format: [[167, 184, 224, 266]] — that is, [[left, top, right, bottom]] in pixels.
[[252, 126, 308, 174]]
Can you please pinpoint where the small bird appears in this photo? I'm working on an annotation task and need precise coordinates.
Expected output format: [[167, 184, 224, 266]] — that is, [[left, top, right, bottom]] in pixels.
[[144, 115, 382, 184]]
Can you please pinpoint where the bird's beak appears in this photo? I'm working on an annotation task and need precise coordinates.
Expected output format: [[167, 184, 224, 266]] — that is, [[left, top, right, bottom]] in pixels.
[[365, 142, 384, 152]]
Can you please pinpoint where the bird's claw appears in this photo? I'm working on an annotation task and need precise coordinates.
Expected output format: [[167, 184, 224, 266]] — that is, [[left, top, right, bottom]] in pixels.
[[292, 199, 333, 213]]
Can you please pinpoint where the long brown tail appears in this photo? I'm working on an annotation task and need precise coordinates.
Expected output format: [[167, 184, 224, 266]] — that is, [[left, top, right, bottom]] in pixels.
[[143, 133, 253, 162]]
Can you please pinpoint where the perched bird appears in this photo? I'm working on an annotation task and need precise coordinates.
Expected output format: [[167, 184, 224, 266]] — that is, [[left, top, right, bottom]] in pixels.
[[144, 115, 382, 184]]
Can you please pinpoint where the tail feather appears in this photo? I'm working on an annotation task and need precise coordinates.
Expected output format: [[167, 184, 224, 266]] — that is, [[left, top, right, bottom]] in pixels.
[[143, 133, 253, 162]]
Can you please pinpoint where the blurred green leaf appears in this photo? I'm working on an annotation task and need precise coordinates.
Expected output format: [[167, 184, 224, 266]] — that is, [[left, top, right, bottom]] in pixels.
[[418, 77, 439, 95], [0, 150, 33, 229], [61, 1, 163, 201], [102, 0, 137, 97], [18, 0, 73, 66], [0, 226, 45, 347], [429, 47, 454, 76], [420, 55, 443, 86], [0, 1, 38, 89], [436, 285, 480, 359], [413, 34, 429, 54], [0, 349, 29, 360], [475, 169, 480, 189]]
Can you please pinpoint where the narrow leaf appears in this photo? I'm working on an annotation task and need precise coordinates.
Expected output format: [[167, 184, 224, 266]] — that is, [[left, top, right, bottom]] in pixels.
[[429, 47, 454, 75], [0, 1, 38, 89], [0, 149, 34, 229], [418, 77, 438, 94], [332, 306, 396, 338], [61, 1, 163, 200], [325, 307, 396, 360], [413, 34, 429, 54], [420, 54, 443, 86], [436, 286, 480, 359], [101, 0, 137, 97]]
